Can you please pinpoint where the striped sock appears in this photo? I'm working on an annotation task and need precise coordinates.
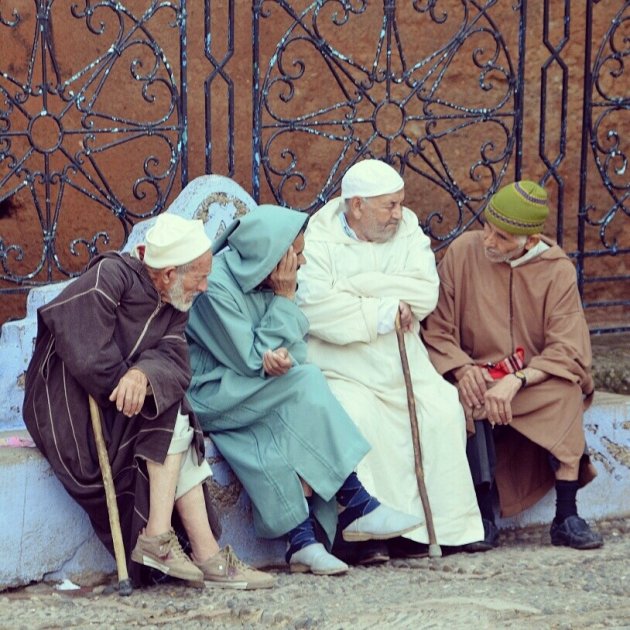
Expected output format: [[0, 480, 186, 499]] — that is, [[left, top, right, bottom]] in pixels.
[[285, 517, 317, 563], [336, 473, 380, 530]]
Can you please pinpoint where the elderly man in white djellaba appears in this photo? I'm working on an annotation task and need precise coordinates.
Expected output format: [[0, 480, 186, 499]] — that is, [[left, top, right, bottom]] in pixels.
[[297, 160, 483, 564]]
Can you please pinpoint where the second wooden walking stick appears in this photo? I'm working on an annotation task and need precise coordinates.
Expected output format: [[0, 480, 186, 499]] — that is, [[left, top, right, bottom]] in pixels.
[[394, 312, 442, 558], [88, 394, 134, 595]]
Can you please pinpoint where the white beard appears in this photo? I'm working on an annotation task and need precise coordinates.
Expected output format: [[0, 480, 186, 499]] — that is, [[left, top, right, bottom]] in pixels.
[[167, 276, 194, 312]]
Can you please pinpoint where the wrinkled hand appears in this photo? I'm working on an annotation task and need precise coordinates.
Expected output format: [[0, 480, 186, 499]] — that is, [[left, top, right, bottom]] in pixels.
[[483, 375, 521, 426], [268, 247, 298, 300], [459, 395, 487, 424], [398, 301, 414, 332], [109, 368, 149, 417], [263, 348, 292, 376], [456, 365, 493, 410]]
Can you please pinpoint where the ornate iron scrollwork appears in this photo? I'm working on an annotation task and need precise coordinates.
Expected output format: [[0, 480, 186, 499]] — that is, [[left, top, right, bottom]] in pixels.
[[0, 0, 186, 285], [254, 0, 523, 248], [587, 4, 630, 253]]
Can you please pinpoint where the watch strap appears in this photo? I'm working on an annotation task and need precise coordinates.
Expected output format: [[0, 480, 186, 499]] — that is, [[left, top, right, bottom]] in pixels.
[[514, 370, 527, 388]]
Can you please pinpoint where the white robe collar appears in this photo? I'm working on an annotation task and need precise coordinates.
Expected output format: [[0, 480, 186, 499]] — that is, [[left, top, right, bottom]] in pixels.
[[339, 209, 360, 240], [509, 240, 550, 268]]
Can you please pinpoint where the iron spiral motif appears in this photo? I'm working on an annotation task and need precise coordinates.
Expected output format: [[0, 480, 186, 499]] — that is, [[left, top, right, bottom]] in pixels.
[[255, 0, 522, 246], [0, 0, 185, 285], [587, 3, 630, 253]]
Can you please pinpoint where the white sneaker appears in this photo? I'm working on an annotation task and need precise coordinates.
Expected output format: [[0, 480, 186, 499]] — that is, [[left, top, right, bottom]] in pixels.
[[289, 543, 349, 575], [342, 504, 423, 542]]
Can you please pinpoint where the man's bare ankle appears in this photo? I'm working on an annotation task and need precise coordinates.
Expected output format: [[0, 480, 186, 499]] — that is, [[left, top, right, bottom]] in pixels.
[[192, 546, 220, 564], [144, 525, 170, 538]]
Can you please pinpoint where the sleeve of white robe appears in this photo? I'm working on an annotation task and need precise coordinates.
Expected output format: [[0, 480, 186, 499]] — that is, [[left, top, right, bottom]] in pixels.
[[299, 223, 439, 345], [297, 239, 382, 345]]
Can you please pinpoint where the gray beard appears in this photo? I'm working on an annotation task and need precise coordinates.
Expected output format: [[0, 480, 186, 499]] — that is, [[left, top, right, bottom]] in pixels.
[[167, 278, 194, 312], [484, 245, 525, 264]]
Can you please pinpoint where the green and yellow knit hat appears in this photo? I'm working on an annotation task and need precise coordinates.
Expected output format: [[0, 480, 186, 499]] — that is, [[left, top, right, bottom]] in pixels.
[[484, 181, 549, 235]]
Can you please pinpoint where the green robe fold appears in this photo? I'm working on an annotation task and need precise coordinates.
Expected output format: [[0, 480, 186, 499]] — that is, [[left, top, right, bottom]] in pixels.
[[186, 205, 370, 542]]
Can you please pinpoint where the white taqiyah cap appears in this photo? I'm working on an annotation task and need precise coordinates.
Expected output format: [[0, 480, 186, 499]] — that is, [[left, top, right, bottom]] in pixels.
[[143, 214, 211, 269], [341, 159, 405, 199]]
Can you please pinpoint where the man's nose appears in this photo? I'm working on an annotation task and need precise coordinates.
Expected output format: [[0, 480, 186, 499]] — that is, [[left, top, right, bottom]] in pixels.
[[392, 205, 402, 219]]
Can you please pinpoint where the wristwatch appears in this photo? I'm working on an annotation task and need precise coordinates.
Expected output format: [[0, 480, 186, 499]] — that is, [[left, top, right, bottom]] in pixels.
[[514, 370, 527, 388]]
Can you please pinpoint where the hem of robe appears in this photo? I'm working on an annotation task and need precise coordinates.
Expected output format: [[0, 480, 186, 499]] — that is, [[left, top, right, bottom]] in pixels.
[[496, 440, 597, 517], [324, 374, 484, 546], [400, 510, 485, 546], [213, 433, 368, 542], [192, 364, 371, 543], [485, 378, 596, 517], [498, 478, 553, 518]]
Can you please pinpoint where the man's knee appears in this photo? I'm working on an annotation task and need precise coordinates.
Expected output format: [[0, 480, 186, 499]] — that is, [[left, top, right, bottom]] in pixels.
[[286, 364, 329, 399]]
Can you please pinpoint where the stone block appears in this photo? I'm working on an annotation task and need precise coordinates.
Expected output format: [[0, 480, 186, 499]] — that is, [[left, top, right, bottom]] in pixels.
[[0, 432, 114, 589], [0, 432, 285, 590], [499, 392, 630, 529]]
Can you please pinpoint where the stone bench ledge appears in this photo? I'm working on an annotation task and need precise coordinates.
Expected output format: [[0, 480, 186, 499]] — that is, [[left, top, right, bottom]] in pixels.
[[0, 429, 285, 591], [591, 333, 630, 396], [2, 391, 629, 590]]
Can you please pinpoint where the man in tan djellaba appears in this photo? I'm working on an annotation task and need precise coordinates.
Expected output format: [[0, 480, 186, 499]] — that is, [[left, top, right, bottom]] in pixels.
[[422, 180, 603, 551]]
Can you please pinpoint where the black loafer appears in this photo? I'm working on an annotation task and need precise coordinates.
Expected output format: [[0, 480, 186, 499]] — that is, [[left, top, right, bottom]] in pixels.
[[355, 540, 390, 565], [332, 537, 390, 565], [550, 515, 603, 550], [463, 518, 499, 553], [387, 536, 429, 559]]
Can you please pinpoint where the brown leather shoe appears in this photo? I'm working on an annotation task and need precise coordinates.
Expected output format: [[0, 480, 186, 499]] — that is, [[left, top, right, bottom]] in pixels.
[[355, 540, 390, 565]]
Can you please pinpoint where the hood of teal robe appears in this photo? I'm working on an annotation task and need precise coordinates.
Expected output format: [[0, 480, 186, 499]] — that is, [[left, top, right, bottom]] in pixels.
[[213, 204, 308, 293]]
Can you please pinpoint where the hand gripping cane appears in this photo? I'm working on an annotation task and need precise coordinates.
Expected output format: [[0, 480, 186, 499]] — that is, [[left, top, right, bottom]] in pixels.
[[88, 395, 133, 595], [394, 313, 442, 558]]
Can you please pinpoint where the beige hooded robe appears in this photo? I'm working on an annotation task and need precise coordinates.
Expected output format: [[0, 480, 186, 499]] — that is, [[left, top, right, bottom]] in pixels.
[[422, 231, 596, 516]]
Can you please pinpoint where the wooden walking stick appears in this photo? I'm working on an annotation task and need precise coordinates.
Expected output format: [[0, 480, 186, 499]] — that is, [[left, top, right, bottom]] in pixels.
[[394, 312, 442, 558], [88, 395, 134, 596]]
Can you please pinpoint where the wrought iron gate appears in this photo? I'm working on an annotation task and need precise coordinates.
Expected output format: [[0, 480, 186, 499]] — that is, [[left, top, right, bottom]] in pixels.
[[0, 0, 628, 332]]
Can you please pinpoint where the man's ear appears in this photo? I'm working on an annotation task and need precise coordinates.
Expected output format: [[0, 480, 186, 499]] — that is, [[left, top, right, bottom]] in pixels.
[[524, 234, 541, 251], [161, 266, 178, 287], [347, 196, 363, 220]]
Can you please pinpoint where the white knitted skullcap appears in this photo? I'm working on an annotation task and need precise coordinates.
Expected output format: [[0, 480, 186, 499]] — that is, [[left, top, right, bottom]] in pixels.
[[341, 159, 405, 199], [143, 214, 211, 269]]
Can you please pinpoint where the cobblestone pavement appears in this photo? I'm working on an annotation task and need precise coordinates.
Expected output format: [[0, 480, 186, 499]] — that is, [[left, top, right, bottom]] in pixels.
[[2, 519, 629, 630]]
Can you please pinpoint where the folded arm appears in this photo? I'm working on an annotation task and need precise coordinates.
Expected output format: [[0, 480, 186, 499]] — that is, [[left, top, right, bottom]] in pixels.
[[298, 232, 439, 344], [187, 284, 309, 378]]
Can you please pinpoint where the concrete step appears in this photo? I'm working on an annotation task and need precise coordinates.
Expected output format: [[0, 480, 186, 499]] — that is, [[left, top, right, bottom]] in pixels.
[[498, 391, 630, 529], [1, 392, 629, 590], [0, 430, 114, 589], [0, 431, 284, 590]]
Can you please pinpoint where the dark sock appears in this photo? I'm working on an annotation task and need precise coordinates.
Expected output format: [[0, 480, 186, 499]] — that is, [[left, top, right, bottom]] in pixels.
[[475, 482, 495, 524], [554, 480, 579, 524], [285, 517, 317, 563], [336, 472, 380, 530]]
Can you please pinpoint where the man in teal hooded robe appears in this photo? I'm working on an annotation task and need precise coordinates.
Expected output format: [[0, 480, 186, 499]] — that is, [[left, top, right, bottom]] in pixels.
[[186, 204, 421, 574]]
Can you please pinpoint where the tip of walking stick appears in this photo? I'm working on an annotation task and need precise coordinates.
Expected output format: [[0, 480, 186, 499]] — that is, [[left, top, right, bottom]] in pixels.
[[428, 544, 442, 558], [118, 579, 133, 596]]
